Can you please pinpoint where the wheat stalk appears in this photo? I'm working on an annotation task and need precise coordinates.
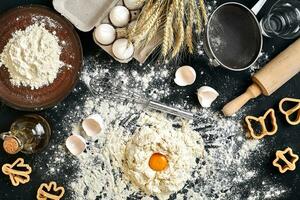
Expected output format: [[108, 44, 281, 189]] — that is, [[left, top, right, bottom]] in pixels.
[[186, 0, 194, 53], [171, 0, 184, 58], [128, 0, 208, 60], [199, 0, 208, 25], [134, 4, 163, 46], [162, 1, 176, 57]]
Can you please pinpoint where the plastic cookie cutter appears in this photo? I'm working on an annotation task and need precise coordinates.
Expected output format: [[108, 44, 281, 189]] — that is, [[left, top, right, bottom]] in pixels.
[[279, 97, 300, 126], [245, 108, 278, 139], [37, 181, 65, 200], [1, 158, 32, 186], [273, 147, 299, 173]]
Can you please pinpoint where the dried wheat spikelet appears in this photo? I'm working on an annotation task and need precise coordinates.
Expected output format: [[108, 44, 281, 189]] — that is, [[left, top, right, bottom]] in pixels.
[[129, 0, 208, 60]]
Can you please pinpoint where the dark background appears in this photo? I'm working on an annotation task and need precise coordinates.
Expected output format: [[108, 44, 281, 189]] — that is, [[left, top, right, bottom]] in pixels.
[[0, 0, 299, 199]]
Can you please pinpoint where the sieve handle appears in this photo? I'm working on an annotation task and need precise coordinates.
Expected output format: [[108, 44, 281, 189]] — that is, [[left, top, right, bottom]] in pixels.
[[148, 101, 194, 120], [251, 0, 268, 15]]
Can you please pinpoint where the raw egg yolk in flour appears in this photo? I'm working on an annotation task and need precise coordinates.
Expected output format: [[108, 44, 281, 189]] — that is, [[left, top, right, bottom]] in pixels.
[[149, 153, 168, 171]]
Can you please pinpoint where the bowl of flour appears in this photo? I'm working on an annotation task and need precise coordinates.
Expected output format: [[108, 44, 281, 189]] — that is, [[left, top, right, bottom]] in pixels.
[[0, 5, 82, 111]]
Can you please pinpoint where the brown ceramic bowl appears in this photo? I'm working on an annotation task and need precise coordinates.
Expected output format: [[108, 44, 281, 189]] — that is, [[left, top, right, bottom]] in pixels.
[[0, 5, 83, 111]]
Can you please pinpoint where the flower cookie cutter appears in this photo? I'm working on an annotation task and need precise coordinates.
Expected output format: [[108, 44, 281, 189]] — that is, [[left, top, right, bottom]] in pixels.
[[1, 158, 32, 186], [279, 97, 300, 126], [245, 108, 278, 139], [37, 181, 65, 200], [273, 147, 299, 173]]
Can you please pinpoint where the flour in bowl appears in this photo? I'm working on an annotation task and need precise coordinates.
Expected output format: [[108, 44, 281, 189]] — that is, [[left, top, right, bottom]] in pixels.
[[0, 23, 64, 89]]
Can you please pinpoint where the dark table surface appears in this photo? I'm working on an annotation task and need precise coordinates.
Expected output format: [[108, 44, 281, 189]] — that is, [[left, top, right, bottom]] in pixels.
[[0, 0, 299, 199]]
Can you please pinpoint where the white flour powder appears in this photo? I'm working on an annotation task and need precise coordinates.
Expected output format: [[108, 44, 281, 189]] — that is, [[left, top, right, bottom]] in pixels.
[[124, 113, 205, 200], [37, 51, 286, 200], [0, 23, 63, 89]]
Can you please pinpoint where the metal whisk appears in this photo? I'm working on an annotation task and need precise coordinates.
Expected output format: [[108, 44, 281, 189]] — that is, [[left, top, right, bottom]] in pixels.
[[89, 75, 194, 120]]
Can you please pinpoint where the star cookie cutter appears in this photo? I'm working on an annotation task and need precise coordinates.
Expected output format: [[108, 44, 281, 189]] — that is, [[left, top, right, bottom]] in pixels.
[[279, 97, 300, 126], [37, 181, 65, 200], [1, 158, 32, 186], [273, 147, 299, 173], [245, 108, 278, 139]]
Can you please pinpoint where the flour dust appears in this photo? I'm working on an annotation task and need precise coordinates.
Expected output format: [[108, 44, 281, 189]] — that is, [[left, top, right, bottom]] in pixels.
[[38, 46, 287, 200]]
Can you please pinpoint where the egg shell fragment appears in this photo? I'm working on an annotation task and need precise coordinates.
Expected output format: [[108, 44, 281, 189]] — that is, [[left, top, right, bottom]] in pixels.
[[174, 65, 196, 86], [66, 135, 86, 156], [109, 6, 130, 27], [82, 114, 105, 137], [197, 86, 219, 108]]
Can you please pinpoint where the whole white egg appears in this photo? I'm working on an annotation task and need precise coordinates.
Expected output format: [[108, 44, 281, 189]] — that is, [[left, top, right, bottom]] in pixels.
[[94, 24, 116, 45], [124, 0, 144, 10], [109, 6, 130, 27], [112, 39, 134, 60]]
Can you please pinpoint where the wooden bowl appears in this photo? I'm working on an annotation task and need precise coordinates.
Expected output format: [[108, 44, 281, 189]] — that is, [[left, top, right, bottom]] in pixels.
[[0, 5, 83, 111]]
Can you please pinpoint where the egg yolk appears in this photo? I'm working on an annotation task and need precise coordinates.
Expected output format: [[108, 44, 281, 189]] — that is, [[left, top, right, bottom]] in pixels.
[[149, 153, 168, 172]]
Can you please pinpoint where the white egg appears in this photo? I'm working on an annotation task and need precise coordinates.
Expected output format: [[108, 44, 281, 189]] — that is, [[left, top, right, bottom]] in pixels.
[[124, 0, 144, 10], [112, 39, 134, 60], [197, 86, 219, 108], [174, 65, 196, 86], [94, 24, 116, 45], [109, 6, 130, 27], [66, 135, 86, 156], [82, 114, 105, 137]]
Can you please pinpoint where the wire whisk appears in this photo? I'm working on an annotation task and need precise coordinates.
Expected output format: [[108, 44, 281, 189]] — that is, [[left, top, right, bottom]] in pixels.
[[89, 75, 194, 120]]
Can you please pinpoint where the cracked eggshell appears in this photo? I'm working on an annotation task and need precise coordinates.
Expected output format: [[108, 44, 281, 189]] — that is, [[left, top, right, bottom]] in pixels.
[[174, 66, 196, 86], [109, 6, 130, 27], [66, 135, 86, 156], [197, 86, 219, 108], [124, 0, 144, 10], [82, 114, 105, 137]]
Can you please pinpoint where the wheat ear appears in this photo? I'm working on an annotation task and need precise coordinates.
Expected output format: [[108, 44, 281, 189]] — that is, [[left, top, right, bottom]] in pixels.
[[134, 3, 162, 46], [199, 0, 208, 25], [171, 0, 184, 58], [186, 0, 194, 54], [162, 1, 175, 57]]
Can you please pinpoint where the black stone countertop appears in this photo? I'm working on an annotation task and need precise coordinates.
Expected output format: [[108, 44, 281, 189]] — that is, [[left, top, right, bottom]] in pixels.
[[0, 0, 299, 199]]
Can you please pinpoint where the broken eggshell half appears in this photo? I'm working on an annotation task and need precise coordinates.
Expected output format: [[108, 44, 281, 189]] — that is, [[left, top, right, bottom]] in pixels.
[[174, 66, 196, 86], [197, 86, 219, 108], [66, 135, 86, 156], [82, 114, 105, 137]]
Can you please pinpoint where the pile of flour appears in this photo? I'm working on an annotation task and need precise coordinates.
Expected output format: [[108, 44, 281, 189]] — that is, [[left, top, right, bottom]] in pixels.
[[0, 23, 63, 89], [124, 112, 205, 200]]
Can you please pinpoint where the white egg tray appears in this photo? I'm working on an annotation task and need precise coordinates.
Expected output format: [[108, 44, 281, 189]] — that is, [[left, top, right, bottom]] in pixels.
[[53, 0, 161, 63]]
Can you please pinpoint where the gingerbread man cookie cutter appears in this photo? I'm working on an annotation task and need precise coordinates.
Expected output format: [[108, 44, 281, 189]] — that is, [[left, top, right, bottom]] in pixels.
[[245, 108, 278, 139], [37, 181, 65, 200], [1, 158, 32, 186], [273, 147, 299, 173], [279, 97, 300, 126]]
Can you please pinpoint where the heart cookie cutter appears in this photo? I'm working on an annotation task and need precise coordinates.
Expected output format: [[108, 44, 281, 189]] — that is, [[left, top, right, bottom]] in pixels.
[[1, 158, 32, 186], [279, 97, 300, 126], [37, 181, 65, 200], [245, 108, 278, 139], [273, 147, 299, 173]]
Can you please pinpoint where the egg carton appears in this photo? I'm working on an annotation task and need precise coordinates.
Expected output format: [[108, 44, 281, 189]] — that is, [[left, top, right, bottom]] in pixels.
[[53, 0, 161, 63]]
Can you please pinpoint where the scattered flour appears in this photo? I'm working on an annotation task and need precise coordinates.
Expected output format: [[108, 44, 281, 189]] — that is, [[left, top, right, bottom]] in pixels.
[[0, 23, 64, 89], [124, 113, 205, 200], [39, 50, 287, 200]]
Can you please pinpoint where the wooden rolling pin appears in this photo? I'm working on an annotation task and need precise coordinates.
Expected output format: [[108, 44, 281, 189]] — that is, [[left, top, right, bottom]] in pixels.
[[222, 38, 300, 116]]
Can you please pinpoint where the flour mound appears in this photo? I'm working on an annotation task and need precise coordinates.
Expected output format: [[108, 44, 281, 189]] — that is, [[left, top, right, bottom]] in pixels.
[[124, 113, 205, 200], [0, 23, 64, 89]]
